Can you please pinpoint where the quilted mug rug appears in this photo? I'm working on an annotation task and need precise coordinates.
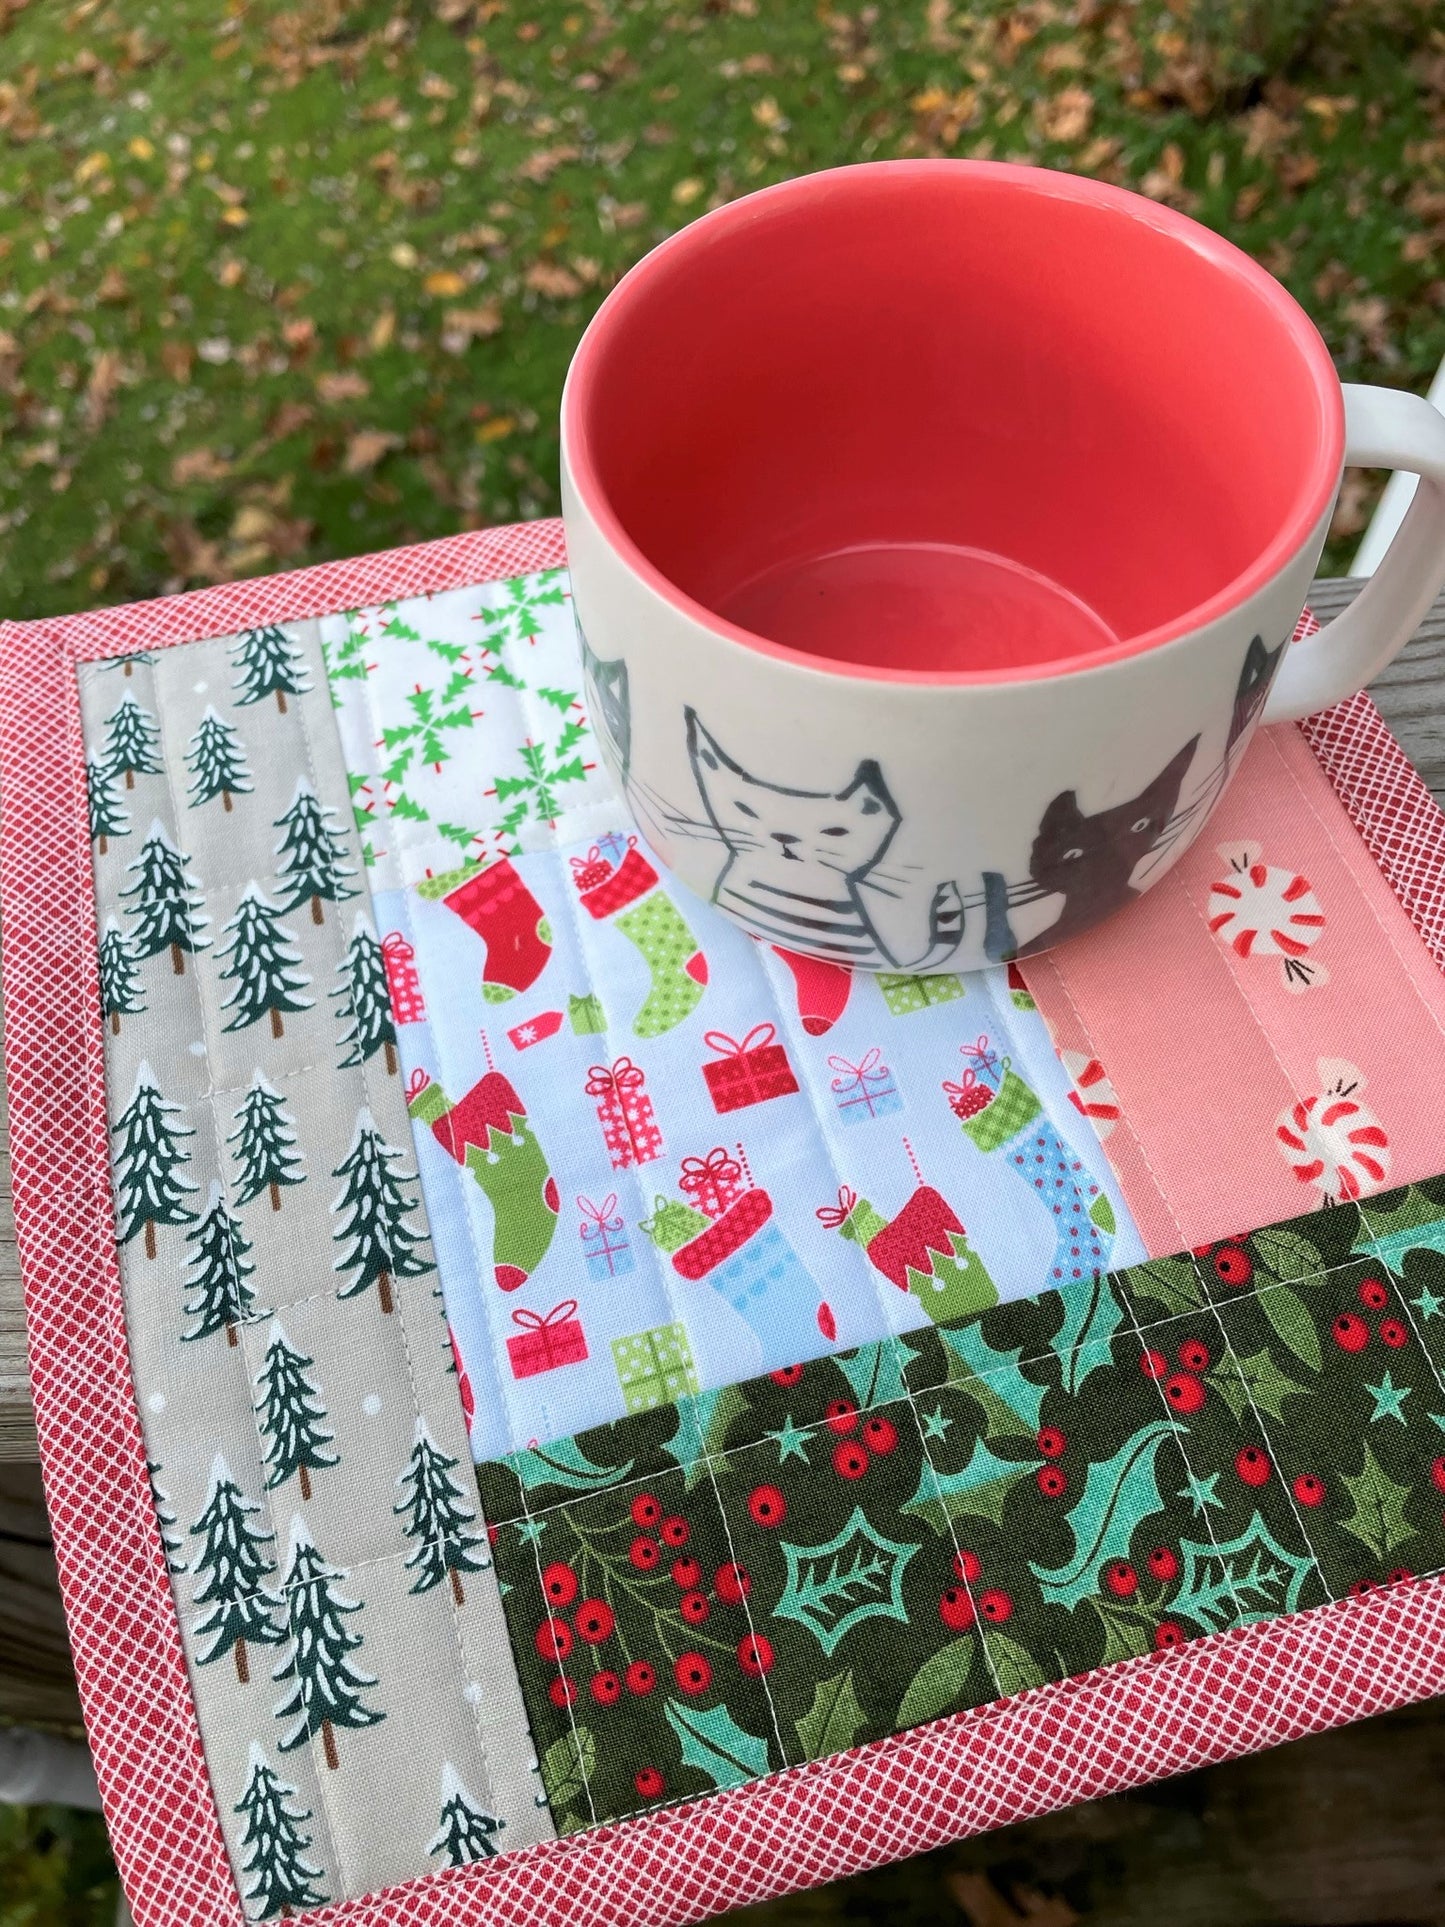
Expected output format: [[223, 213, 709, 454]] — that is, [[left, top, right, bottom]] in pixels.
[[7, 519, 1445, 1927]]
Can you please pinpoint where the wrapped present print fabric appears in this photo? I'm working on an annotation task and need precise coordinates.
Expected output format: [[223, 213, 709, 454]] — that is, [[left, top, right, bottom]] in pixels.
[[8, 524, 1445, 1927]]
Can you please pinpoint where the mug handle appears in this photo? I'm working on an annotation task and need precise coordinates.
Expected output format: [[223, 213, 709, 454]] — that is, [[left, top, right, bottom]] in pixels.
[[1263, 382, 1445, 724]]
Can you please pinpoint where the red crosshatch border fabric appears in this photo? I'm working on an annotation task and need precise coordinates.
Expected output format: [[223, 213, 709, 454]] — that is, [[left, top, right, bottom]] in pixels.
[[4, 536, 1445, 1927]]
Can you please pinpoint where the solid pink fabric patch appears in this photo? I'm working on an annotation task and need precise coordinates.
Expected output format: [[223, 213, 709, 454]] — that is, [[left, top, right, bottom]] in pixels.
[[1023, 719, 1445, 1255]]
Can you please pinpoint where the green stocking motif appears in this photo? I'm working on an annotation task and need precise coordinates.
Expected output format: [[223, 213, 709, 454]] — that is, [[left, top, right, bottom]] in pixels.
[[408, 1069, 559, 1292], [615, 893, 708, 1037]]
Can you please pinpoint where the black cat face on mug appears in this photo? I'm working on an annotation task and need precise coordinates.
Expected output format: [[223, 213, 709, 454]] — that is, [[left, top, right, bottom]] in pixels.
[[1013, 736, 1200, 955]]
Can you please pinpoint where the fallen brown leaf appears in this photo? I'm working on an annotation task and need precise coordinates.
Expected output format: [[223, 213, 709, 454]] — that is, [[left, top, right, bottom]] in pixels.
[[171, 446, 231, 486], [947, 1871, 1078, 1927], [440, 301, 503, 353], [516, 144, 580, 184], [314, 368, 370, 402], [368, 307, 396, 352], [160, 339, 194, 382], [1033, 85, 1093, 144], [343, 429, 402, 474], [1330, 470, 1376, 542], [83, 349, 123, 433], [423, 268, 470, 298], [524, 261, 582, 298]]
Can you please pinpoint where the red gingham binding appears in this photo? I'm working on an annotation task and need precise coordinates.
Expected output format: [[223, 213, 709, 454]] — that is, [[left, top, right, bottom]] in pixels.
[[3, 529, 1444, 1927]]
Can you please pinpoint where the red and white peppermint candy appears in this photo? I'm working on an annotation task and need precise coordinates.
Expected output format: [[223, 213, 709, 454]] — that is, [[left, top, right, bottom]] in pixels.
[[1275, 1058, 1390, 1203], [1208, 840, 1327, 992], [1061, 1050, 1121, 1140]]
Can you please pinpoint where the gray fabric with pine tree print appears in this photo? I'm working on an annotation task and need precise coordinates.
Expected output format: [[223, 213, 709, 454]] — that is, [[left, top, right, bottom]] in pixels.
[[478, 1178, 1445, 1833], [79, 631, 553, 1913]]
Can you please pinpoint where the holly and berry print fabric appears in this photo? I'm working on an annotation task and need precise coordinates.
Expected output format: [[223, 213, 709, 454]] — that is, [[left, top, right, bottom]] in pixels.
[[78, 630, 553, 1913], [480, 1176, 1445, 1831]]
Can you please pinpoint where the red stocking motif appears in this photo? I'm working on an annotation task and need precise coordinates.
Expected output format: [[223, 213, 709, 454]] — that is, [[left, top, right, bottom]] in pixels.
[[771, 946, 853, 1037], [442, 858, 551, 1001]]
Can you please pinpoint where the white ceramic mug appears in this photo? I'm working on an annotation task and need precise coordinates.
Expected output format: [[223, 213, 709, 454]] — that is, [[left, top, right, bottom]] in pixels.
[[561, 161, 1445, 974]]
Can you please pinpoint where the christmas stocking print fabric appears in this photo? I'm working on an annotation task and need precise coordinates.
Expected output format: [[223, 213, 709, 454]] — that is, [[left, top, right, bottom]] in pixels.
[[315, 569, 1142, 1462]]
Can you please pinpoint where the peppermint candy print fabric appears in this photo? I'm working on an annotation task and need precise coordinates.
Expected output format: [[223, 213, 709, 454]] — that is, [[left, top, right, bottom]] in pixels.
[[1024, 720, 1445, 1253], [479, 1177, 1445, 1833], [320, 572, 1142, 1463]]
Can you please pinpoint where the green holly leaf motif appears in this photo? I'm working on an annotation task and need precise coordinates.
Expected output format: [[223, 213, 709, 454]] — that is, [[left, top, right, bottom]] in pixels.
[[774, 1507, 919, 1656], [1050, 1273, 1124, 1396], [905, 1438, 1040, 1530], [1251, 1225, 1324, 1284], [664, 1700, 770, 1791], [937, 1321, 1045, 1439], [1169, 1513, 1316, 1633], [1090, 1193, 1116, 1234], [1124, 1256, 1204, 1316], [1353, 1189, 1445, 1278], [502, 1436, 634, 1496], [985, 1630, 1047, 1696], [1089, 1590, 1163, 1665], [539, 1727, 596, 1812], [1339, 1443, 1418, 1560], [1258, 1283, 1322, 1372], [793, 1670, 867, 1758], [895, 1639, 977, 1729], [662, 1383, 750, 1488], [1029, 1420, 1174, 1610], [1209, 1348, 1311, 1424], [834, 1339, 916, 1412]]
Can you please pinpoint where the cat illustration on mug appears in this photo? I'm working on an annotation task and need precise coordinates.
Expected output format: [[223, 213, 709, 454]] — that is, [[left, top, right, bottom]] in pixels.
[[684, 710, 965, 971]]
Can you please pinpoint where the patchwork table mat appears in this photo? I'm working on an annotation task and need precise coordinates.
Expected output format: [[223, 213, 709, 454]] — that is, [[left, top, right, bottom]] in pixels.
[[7, 519, 1445, 1927]]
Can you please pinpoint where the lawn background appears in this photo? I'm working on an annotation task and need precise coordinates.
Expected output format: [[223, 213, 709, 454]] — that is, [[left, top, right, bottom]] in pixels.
[[2, 0, 1445, 1921]]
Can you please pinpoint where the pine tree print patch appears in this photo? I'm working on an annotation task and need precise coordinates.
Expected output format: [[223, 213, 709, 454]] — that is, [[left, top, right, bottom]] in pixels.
[[78, 622, 557, 1904]]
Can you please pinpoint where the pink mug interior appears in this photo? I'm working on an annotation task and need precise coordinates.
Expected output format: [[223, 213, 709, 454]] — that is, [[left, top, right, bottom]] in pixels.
[[563, 161, 1344, 681]]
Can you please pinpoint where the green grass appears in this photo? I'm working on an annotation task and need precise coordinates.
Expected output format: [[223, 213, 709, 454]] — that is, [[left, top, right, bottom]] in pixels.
[[1, 0, 1443, 621]]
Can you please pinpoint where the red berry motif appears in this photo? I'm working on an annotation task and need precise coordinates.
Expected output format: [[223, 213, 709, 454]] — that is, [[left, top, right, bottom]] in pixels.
[[661, 1515, 690, 1548], [679, 1589, 710, 1625], [953, 1547, 983, 1583], [674, 1652, 712, 1695], [634, 1767, 665, 1799], [1155, 1621, 1185, 1649], [939, 1586, 977, 1631], [1164, 1372, 1206, 1414], [748, 1484, 786, 1527], [1212, 1246, 1253, 1287], [1379, 1318, 1408, 1348], [671, 1556, 702, 1591], [625, 1659, 656, 1696], [737, 1633, 774, 1676], [769, 1363, 804, 1387], [574, 1598, 614, 1644], [1037, 1426, 1067, 1459], [590, 1670, 622, 1706], [630, 1492, 662, 1528], [833, 1439, 870, 1479], [1387, 1567, 1415, 1585], [1430, 1456, 1445, 1494], [1104, 1559, 1138, 1597], [1178, 1338, 1210, 1373], [1037, 1465, 1068, 1498], [1333, 1312, 1369, 1352], [1293, 1473, 1326, 1506], [1348, 1577, 1376, 1599], [535, 1617, 572, 1662], [630, 1535, 661, 1572], [715, 1563, 752, 1605], [863, 1415, 899, 1454], [1235, 1445, 1271, 1486], [1359, 1276, 1389, 1309], [1146, 1545, 1178, 1582], [825, 1397, 859, 1435], [541, 1561, 578, 1608], [548, 1675, 576, 1707], [1140, 1349, 1169, 1380], [979, 1589, 1013, 1623]]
